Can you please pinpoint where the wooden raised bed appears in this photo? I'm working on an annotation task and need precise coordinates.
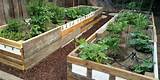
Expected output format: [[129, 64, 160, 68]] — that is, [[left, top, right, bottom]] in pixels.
[[67, 11, 159, 80], [0, 6, 103, 70]]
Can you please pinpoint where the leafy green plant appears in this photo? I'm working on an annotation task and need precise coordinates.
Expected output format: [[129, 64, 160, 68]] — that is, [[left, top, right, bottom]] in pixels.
[[98, 34, 120, 51], [30, 25, 44, 37], [77, 6, 96, 16], [65, 8, 79, 20], [117, 11, 149, 30], [49, 6, 65, 24], [77, 39, 109, 63], [107, 21, 128, 34], [128, 32, 153, 53], [127, 2, 141, 10], [27, 0, 47, 16], [0, 19, 26, 41], [131, 59, 154, 74], [132, 13, 149, 30]]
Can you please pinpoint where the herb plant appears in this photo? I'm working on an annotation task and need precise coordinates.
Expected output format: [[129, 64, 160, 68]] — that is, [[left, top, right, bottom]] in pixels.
[[131, 59, 154, 74]]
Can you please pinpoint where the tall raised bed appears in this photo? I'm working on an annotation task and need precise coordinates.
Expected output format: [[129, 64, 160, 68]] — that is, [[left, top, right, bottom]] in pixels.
[[67, 11, 159, 80], [0, 5, 102, 71]]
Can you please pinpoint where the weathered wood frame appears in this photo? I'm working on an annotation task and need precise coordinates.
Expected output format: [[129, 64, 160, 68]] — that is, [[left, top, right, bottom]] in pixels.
[[0, 6, 103, 70], [67, 12, 159, 80]]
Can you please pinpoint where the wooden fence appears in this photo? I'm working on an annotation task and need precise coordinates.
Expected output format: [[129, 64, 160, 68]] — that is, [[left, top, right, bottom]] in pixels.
[[0, 0, 27, 25]]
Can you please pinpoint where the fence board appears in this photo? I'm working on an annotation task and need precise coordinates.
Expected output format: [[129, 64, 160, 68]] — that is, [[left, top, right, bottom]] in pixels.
[[0, 0, 6, 25], [0, 0, 28, 25]]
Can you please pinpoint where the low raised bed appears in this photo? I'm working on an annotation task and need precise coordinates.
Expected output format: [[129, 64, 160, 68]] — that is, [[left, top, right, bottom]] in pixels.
[[67, 11, 159, 80], [0, 5, 102, 70]]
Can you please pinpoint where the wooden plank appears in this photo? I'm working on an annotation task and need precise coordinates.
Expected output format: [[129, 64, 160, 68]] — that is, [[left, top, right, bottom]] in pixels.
[[20, 0, 28, 18], [61, 6, 103, 37], [17, 0, 23, 17], [0, 24, 7, 29], [152, 13, 159, 80], [0, 53, 23, 65], [61, 27, 81, 46], [24, 39, 61, 70], [0, 37, 22, 49], [0, 58, 24, 70], [87, 68, 92, 79], [62, 16, 95, 38], [109, 75, 116, 80], [80, 16, 101, 33], [0, 0, 6, 25], [23, 27, 61, 59], [12, 0, 20, 18], [68, 63, 72, 71], [0, 50, 22, 60], [67, 56, 154, 80], [3, 0, 10, 20]]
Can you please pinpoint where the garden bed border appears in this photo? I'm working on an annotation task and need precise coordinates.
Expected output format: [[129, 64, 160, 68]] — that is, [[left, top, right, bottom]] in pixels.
[[67, 12, 159, 80]]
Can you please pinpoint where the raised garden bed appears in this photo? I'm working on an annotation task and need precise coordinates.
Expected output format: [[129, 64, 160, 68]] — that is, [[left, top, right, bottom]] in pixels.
[[0, 4, 102, 70], [67, 10, 158, 80]]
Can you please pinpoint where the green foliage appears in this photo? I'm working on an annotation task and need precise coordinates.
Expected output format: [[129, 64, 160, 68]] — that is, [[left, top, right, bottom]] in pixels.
[[98, 34, 120, 51], [127, 2, 141, 10], [132, 13, 149, 30], [6, 19, 24, 32], [30, 15, 50, 27], [118, 11, 149, 30], [77, 6, 96, 16], [65, 6, 96, 20], [128, 32, 153, 53], [30, 25, 44, 37], [0, 19, 26, 41], [107, 21, 128, 34], [131, 60, 154, 74], [27, 0, 47, 16], [48, 5, 65, 24], [65, 8, 79, 20], [77, 39, 109, 63]]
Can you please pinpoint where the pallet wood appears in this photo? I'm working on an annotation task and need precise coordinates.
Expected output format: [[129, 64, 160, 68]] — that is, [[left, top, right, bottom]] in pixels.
[[23, 27, 61, 59], [0, 37, 22, 49], [67, 11, 158, 80]]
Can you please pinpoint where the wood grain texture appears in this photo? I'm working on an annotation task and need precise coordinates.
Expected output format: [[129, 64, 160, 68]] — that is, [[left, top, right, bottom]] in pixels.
[[12, 0, 19, 18], [24, 39, 61, 70], [23, 27, 61, 59], [0, 58, 24, 70], [0, 37, 22, 49], [0, 0, 6, 25]]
